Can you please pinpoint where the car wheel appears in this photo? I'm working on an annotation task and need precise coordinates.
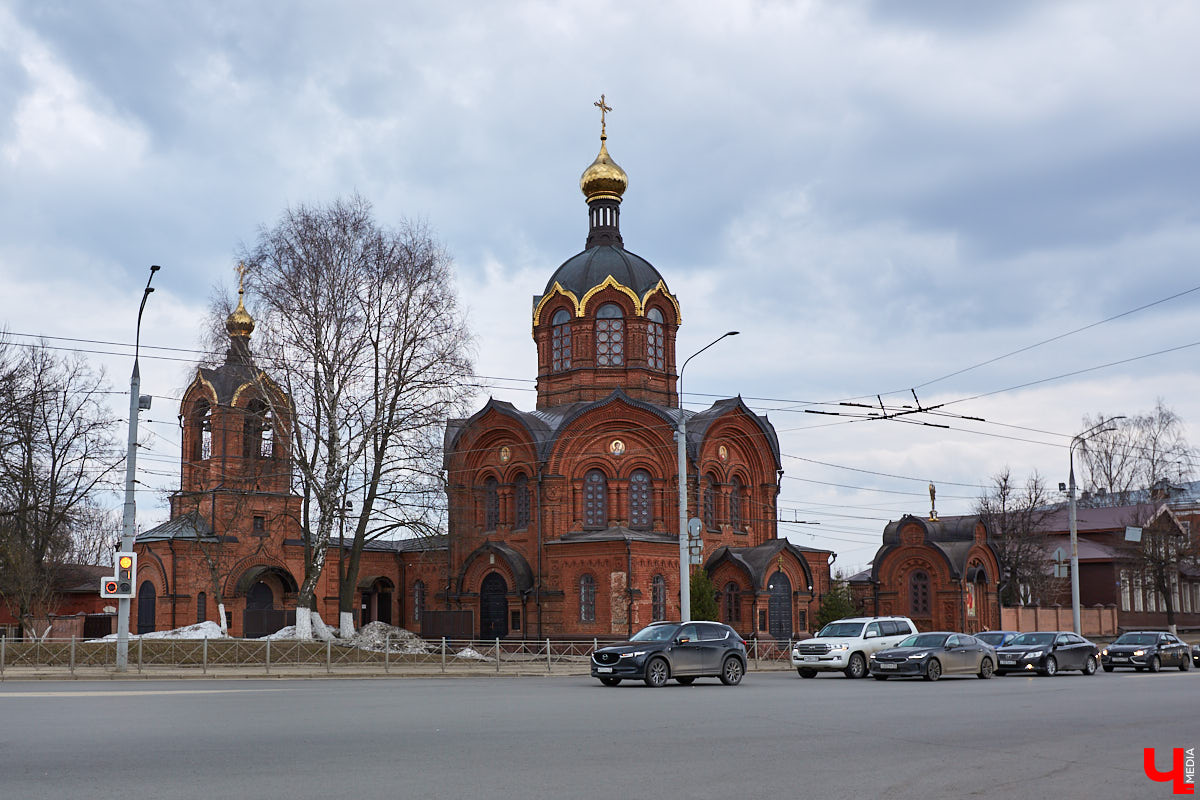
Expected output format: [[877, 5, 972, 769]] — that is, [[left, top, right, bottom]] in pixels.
[[872, 674, 889, 681], [1181, 656, 1193, 672], [1102, 665, 1115, 672], [797, 668, 817, 679], [1040, 656, 1058, 677], [643, 657, 670, 688], [720, 656, 744, 686], [1149, 655, 1161, 673], [675, 676, 695, 685], [924, 659, 942, 682], [599, 677, 621, 686], [844, 653, 867, 679], [978, 657, 994, 679], [1082, 655, 1097, 675]]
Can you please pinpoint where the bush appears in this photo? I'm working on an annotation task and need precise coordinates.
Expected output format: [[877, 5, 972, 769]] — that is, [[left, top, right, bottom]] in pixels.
[[690, 569, 719, 621], [816, 577, 857, 629]]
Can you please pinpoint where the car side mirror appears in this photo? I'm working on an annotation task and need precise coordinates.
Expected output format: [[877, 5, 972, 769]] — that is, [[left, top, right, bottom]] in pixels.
[[944, 643, 955, 650], [865, 630, 878, 639], [676, 637, 690, 645]]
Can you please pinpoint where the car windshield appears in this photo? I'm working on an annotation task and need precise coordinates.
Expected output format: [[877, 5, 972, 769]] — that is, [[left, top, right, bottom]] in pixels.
[[1113, 633, 1158, 646], [897, 634, 949, 648], [976, 632, 1008, 646], [629, 625, 677, 642], [1009, 633, 1055, 647], [816, 622, 864, 638]]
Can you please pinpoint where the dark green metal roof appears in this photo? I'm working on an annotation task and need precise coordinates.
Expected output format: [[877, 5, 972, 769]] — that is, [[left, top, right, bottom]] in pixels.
[[544, 245, 667, 299]]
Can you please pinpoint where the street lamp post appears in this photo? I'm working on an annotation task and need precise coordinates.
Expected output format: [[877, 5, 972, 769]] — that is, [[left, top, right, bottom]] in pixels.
[[1067, 416, 1124, 635], [677, 331, 739, 622], [116, 265, 160, 671]]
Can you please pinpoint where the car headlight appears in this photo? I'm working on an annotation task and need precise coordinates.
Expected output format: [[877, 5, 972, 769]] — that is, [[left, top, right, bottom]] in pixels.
[[908, 652, 929, 660], [1133, 650, 1145, 657], [619, 651, 647, 659], [1100, 649, 1108, 656], [830, 643, 849, 651], [1025, 650, 1043, 659]]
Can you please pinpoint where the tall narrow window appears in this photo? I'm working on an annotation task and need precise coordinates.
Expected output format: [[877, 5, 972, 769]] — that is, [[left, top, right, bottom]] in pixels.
[[514, 474, 530, 529], [629, 469, 652, 530], [729, 476, 743, 532], [579, 574, 596, 622], [551, 308, 572, 371], [193, 400, 212, 461], [723, 582, 741, 625], [196, 592, 207, 624], [484, 477, 499, 530], [595, 303, 624, 366], [583, 469, 607, 529], [646, 307, 665, 370], [413, 580, 425, 623], [703, 475, 717, 531], [652, 575, 666, 621], [909, 570, 930, 616]]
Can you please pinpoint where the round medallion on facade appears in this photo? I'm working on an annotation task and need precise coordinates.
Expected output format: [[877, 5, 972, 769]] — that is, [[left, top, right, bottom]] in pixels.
[[718, 445, 728, 462], [609, 439, 626, 457], [499, 445, 511, 463]]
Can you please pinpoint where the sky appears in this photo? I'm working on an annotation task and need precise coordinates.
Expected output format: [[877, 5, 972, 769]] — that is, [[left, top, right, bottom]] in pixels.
[[2, 1, 1198, 573]]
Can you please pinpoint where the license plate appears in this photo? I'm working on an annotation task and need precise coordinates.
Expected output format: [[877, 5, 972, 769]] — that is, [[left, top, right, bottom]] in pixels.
[[1113, 657, 1128, 662], [1000, 660, 1015, 665], [596, 666, 612, 673], [804, 656, 818, 662], [880, 663, 897, 670]]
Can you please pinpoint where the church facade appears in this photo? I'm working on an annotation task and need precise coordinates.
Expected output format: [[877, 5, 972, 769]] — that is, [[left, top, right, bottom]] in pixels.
[[132, 116, 833, 641]]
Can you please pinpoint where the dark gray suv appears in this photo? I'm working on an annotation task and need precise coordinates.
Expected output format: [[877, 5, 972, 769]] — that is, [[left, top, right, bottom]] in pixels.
[[590, 621, 749, 687]]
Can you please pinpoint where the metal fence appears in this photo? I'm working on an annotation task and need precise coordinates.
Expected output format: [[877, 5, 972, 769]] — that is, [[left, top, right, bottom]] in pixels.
[[0, 635, 798, 677]]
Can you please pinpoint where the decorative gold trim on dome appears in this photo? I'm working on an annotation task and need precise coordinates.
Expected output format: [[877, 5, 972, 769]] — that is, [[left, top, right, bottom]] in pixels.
[[183, 373, 219, 405], [230, 372, 289, 409], [532, 276, 683, 329]]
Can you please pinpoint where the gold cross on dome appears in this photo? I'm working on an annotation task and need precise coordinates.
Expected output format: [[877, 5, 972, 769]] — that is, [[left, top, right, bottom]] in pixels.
[[236, 261, 248, 294], [594, 93, 612, 136]]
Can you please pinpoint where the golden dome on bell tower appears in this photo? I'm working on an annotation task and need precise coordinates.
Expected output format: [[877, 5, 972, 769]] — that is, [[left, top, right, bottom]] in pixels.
[[225, 262, 255, 338], [580, 94, 628, 203]]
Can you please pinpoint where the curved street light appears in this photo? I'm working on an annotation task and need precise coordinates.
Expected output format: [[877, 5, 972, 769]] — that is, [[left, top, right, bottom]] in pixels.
[[1067, 415, 1125, 635], [677, 331, 739, 622]]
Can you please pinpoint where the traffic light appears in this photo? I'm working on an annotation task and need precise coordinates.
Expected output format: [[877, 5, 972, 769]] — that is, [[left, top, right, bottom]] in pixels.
[[99, 552, 136, 598]]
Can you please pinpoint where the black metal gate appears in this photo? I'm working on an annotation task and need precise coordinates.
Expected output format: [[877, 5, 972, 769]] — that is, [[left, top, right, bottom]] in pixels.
[[480, 572, 508, 639], [243, 581, 288, 639], [767, 571, 792, 640], [137, 581, 156, 634]]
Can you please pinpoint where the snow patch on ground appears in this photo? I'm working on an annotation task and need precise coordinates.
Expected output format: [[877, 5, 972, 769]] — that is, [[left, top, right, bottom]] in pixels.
[[96, 621, 227, 641], [345, 621, 433, 654], [455, 646, 489, 661]]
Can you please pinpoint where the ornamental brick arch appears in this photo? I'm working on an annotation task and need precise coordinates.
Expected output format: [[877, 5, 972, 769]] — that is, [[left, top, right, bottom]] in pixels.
[[447, 406, 539, 475], [547, 398, 676, 477]]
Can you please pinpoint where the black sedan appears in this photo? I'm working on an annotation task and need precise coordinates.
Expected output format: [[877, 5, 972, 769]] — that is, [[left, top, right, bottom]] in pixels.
[[590, 621, 748, 687], [995, 631, 1098, 676], [868, 632, 996, 681], [1100, 631, 1193, 672]]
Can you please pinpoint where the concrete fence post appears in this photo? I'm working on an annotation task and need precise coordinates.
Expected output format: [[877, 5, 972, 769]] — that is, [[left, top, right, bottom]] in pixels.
[[325, 639, 331, 674], [384, 632, 390, 674], [496, 637, 501, 673], [265, 638, 271, 675], [202, 637, 208, 675], [70, 636, 76, 675], [441, 637, 446, 673], [137, 637, 143, 673], [547, 639, 552, 673]]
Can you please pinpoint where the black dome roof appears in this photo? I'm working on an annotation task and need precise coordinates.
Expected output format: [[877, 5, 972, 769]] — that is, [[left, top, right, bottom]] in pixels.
[[544, 245, 668, 299]]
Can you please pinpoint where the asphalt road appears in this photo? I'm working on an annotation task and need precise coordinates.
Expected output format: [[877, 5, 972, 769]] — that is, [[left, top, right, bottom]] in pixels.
[[1, 668, 1195, 800]]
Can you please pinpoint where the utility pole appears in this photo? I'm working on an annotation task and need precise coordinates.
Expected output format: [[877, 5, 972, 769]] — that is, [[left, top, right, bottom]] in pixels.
[[1067, 416, 1124, 635]]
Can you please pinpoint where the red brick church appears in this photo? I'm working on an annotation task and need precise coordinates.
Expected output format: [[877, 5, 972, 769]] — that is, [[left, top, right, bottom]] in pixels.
[[133, 116, 832, 640]]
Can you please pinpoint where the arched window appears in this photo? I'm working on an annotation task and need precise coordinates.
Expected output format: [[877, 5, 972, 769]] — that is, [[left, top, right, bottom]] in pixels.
[[910, 570, 930, 616], [551, 308, 572, 371], [729, 476, 743, 532], [579, 574, 596, 622], [646, 307, 665, 370], [514, 474, 530, 529], [242, 399, 274, 460], [192, 400, 212, 461], [652, 575, 666, 621], [703, 474, 717, 531], [629, 469, 652, 530], [723, 582, 741, 625], [595, 303, 624, 367], [584, 469, 607, 529], [196, 592, 207, 624], [483, 477, 499, 530], [413, 580, 425, 623]]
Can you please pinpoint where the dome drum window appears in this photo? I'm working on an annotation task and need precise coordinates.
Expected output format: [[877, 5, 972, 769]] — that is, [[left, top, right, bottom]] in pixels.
[[551, 309, 572, 371], [595, 303, 624, 367], [646, 307, 665, 370]]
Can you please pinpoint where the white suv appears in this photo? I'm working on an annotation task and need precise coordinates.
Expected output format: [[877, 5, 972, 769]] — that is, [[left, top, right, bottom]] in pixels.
[[790, 617, 918, 679]]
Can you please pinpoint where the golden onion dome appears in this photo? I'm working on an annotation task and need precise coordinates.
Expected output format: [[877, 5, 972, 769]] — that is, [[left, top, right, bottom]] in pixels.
[[580, 136, 628, 203], [225, 295, 255, 338]]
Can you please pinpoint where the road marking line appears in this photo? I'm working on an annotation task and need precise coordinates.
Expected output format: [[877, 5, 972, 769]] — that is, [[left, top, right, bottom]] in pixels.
[[0, 689, 292, 698]]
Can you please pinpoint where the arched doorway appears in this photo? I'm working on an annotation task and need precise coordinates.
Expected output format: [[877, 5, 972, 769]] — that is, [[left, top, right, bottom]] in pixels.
[[243, 581, 276, 639], [480, 572, 508, 639], [359, 577, 394, 626], [137, 581, 156, 634], [767, 571, 792, 641]]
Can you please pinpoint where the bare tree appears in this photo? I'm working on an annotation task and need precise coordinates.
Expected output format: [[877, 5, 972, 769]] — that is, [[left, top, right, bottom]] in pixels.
[[0, 341, 121, 638], [239, 195, 474, 638], [975, 469, 1055, 606], [1077, 400, 1195, 501]]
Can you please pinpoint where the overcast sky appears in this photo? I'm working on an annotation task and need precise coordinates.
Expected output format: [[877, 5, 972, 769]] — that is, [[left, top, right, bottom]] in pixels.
[[3, 1, 1198, 572]]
